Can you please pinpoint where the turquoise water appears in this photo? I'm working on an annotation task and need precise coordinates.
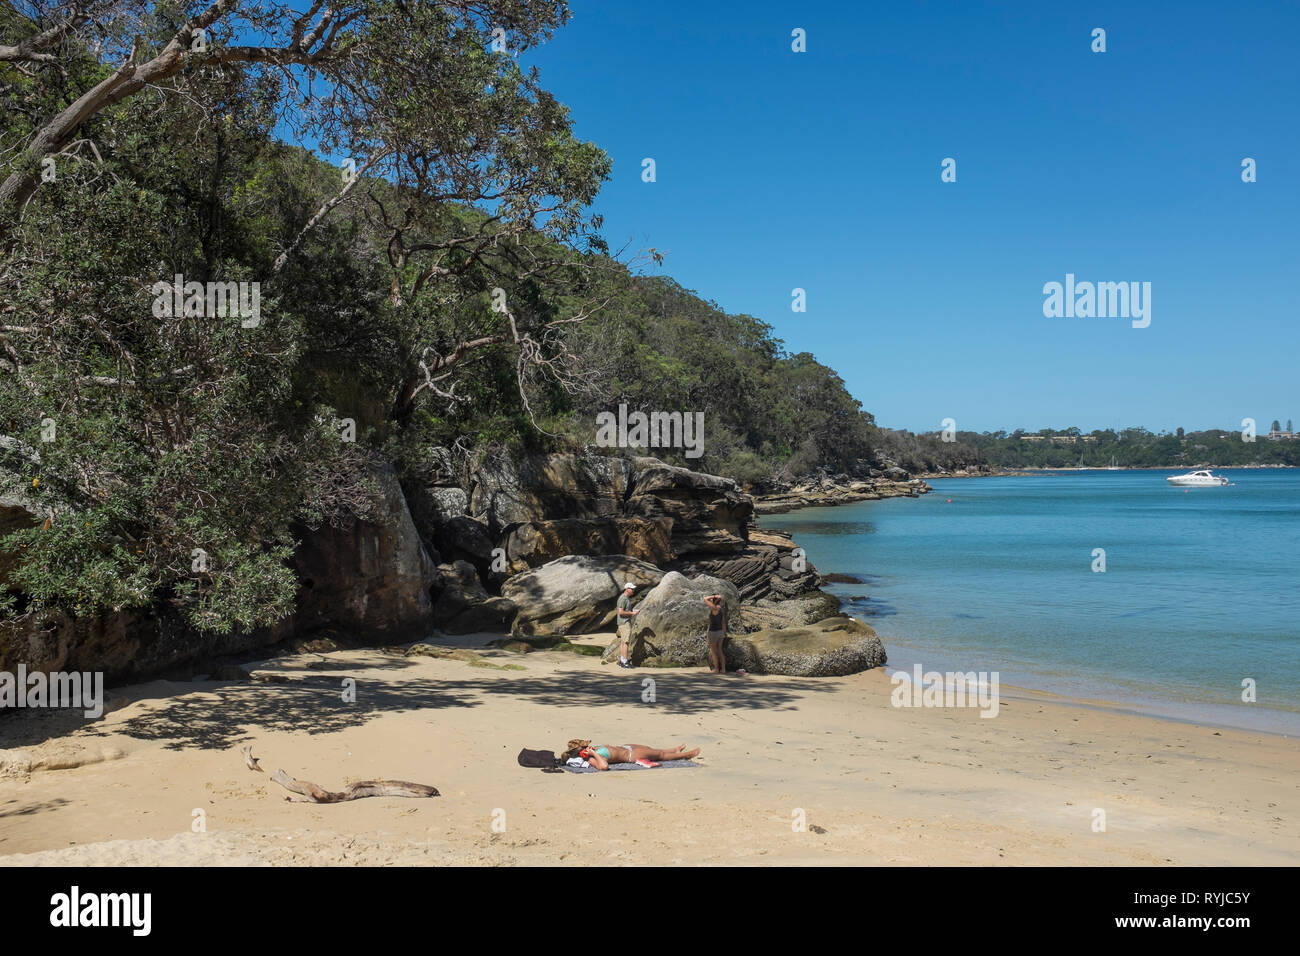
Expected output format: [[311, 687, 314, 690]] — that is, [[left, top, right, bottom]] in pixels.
[[765, 470, 1300, 735]]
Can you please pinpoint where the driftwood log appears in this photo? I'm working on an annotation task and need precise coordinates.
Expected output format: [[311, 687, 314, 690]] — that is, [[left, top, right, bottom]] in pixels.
[[270, 769, 440, 803]]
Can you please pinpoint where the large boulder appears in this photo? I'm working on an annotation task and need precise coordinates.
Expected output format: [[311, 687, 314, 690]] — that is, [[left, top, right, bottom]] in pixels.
[[436, 515, 494, 571], [431, 559, 489, 621], [429, 558, 516, 635], [502, 554, 664, 638], [502, 517, 673, 575], [409, 485, 468, 526], [726, 617, 886, 676], [602, 571, 741, 665], [292, 465, 436, 637]]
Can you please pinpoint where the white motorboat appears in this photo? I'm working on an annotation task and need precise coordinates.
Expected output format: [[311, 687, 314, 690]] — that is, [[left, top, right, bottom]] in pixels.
[[1166, 469, 1230, 487]]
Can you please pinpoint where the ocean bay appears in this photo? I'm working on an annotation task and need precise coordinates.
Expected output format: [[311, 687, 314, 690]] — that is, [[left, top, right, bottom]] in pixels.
[[769, 469, 1300, 734]]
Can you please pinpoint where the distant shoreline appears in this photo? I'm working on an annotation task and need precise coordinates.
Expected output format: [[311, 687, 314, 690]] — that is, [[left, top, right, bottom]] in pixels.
[[920, 463, 1299, 478]]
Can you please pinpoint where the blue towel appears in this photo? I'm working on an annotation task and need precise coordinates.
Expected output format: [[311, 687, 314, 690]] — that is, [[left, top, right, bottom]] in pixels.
[[561, 759, 700, 774]]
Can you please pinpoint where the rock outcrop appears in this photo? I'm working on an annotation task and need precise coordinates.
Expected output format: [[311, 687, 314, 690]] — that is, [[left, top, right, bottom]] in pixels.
[[470, 454, 632, 531], [670, 527, 821, 603], [426, 559, 516, 633], [624, 458, 751, 554], [0, 482, 42, 581], [1, 464, 437, 682], [605, 607, 884, 676], [0, 605, 297, 683], [753, 476, 929, 514], [502, 516, 672, 575], [503, 554, 664, 638], [724, 616, 885, 676], [292, 466, 437, 638], [1, 443, 894, 683]]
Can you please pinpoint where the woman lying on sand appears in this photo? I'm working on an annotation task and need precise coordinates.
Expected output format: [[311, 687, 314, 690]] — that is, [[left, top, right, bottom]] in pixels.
[[561, 739, 700, 770]]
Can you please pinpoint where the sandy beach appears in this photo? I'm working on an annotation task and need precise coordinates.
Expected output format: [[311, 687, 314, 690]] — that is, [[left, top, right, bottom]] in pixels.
[[2, 631, 1296, 867]]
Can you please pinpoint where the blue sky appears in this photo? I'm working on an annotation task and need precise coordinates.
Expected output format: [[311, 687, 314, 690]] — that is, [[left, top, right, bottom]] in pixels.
[[522, 0, 1300, 434]]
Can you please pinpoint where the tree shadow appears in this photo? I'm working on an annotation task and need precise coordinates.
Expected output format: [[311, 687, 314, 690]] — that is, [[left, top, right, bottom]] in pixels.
[[94, 659, 837, 752], [0, 796, 71, 819], [107, 674, 480, 752]]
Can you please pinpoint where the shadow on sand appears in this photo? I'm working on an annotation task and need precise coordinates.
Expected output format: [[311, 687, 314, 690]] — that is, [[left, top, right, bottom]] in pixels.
[[88, 661, 836, 752]]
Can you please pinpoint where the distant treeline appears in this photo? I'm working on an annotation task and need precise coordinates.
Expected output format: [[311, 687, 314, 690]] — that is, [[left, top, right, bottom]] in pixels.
[[909, 427, 1300, 469]]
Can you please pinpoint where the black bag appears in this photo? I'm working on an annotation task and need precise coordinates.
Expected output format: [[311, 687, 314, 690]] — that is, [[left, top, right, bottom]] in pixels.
[[517, 747, 560, 769]]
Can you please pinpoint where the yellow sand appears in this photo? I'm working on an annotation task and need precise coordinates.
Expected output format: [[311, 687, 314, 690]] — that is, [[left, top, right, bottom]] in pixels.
[[2, 633, 1296, 866]]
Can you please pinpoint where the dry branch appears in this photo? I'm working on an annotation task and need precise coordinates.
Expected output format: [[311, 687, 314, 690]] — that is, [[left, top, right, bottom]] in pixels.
[[270, 768, 439, 803]]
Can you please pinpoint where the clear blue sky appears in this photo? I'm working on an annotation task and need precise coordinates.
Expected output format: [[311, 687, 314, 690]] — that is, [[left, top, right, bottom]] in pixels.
[[524, 0, 1299, 434]]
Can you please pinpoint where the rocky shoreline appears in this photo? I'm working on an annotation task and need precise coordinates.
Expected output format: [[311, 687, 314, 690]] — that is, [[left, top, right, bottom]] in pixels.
[[2, 451, 911, 685], [752, 476, 931, 514]]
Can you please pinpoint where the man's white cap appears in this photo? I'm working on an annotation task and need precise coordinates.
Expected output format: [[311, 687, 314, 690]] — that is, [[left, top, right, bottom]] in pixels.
[[623, 582, 637, 590]]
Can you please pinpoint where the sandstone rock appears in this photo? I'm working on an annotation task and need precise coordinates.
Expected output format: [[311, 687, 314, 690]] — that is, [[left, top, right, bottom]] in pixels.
[[0, 605, 297, 684], [0, 749, 33, 777], [502, 554, 664, 638], [412, 486, 468, 524], [746, 528, 800, 552], [503, 517, 673, 574], [406, 643, 481, 662], [438, 515, 494, 566], [405, 642, 523, 670], [431, 560, 490, 621], [293, 465, 436, 638], [725, 617, 885, 676], [670, 549, 778, 601], [822, 572, 865, 584], [470, 453, 632, 532], [770, 559, 822, 597], [626, 458, 752, 555], [488, 639, 534, 654]]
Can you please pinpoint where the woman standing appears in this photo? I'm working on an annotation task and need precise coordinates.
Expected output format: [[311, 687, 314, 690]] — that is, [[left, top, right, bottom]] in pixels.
[[703, 593, 728, 674]]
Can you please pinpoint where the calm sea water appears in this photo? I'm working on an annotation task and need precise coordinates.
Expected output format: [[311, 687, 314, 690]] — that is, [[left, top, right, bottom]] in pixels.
[[765, 469, 1300, 735]]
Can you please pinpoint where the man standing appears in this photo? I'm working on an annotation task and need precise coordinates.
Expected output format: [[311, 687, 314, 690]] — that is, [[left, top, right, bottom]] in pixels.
[[703, 593, 728, 674], [616, 582, 640, 668]]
